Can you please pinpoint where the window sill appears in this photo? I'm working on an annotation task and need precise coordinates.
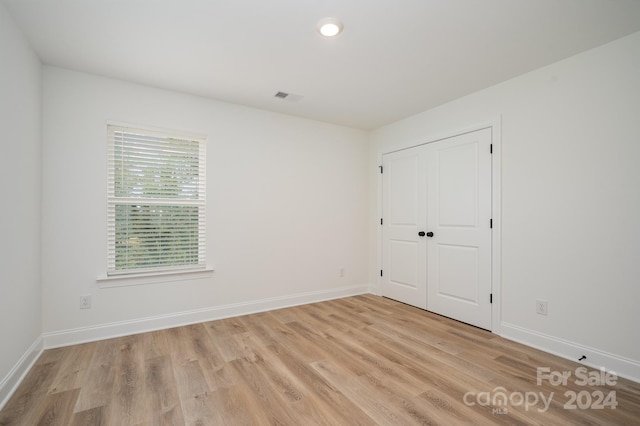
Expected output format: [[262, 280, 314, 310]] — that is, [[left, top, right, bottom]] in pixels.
[[97, 267, 214, 288]]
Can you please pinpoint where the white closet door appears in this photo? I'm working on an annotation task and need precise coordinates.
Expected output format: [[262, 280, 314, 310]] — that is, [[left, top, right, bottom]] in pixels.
[[381, 127, 493, 329], [381, 146, 427, 309], [425, 128, 492, 329]]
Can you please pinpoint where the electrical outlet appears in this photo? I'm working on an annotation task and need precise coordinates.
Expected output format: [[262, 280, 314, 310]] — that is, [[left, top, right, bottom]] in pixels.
[[80, 295, 92, 309], [340, 268, 345, 277], [536, 300, 548, 316]]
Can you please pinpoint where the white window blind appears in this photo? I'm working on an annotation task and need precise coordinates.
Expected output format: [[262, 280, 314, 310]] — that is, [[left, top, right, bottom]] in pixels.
[[107, 125, 206, 275]]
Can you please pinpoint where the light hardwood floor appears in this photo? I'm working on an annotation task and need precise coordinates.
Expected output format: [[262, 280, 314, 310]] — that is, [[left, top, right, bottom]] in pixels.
[[1, 294, 639, 425]]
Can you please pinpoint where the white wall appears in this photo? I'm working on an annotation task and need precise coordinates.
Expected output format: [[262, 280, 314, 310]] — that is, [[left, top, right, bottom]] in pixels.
[[0, 2, 43, 405], [42, 67, 369, 341], [369, 32, 640, 379]]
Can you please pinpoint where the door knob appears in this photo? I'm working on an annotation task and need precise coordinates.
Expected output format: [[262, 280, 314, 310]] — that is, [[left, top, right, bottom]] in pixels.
[[426, 232, 434, 237], [418, 231, 426, 237]]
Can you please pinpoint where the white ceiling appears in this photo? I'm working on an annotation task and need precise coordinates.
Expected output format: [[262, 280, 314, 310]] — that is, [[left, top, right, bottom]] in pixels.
[[4, 0, 640, 130]]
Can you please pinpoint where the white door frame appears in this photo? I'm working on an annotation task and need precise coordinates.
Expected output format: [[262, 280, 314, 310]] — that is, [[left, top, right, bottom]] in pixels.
[[376, 120, 502, 334]]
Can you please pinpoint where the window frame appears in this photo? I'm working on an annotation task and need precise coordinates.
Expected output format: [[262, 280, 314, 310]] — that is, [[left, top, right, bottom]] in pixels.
[[105, 123, 207, 279]]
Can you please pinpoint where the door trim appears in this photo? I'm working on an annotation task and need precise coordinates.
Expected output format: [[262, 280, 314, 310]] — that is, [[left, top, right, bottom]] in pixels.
[[376, 119, 502, 333]]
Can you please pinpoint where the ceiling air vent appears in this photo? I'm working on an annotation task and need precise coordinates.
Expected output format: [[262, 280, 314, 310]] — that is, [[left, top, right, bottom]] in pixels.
[[274, 91, 304, 103]]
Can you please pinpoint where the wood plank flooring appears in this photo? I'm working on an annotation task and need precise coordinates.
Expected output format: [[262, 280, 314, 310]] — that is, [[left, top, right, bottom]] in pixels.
[[1, 294, 639, 425]]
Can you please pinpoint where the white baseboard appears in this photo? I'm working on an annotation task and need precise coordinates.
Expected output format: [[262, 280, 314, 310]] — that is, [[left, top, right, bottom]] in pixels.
[[43, 285, 370, 349], [0, 335, 44, 411], [500, 322, 640, 383]]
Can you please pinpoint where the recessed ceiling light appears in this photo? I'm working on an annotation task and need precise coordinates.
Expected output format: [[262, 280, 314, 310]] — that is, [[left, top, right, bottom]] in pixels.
[[317, 18, 343, 37]]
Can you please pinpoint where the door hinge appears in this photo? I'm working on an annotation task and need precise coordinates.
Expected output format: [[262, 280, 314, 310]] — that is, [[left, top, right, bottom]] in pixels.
[[490, 144, 493, 154], [379, 165, 383, 174], [490, 293, 493, 304], [490, 219, 493, 229], [380, 269, 383, 277], [380, 218, 383, 225]]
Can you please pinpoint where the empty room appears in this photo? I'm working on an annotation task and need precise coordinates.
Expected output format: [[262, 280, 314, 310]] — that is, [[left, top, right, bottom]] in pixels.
[[1, 0, 639, 424]]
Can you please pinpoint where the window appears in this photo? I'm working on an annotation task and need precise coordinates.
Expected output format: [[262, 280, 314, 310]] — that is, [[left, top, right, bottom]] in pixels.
[[107, 124, 206, 276]]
